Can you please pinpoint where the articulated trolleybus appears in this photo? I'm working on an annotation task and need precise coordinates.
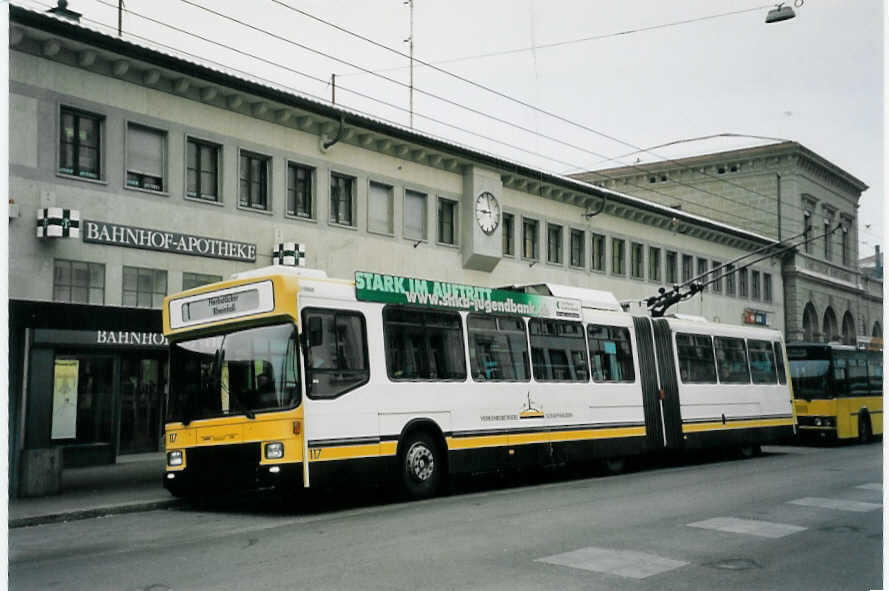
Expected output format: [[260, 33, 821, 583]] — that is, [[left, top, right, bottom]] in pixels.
[[162, 266, 794, 499]]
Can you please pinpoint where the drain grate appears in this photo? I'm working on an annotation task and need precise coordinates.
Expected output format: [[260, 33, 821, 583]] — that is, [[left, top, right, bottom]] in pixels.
[[705, 558, 761, 571]]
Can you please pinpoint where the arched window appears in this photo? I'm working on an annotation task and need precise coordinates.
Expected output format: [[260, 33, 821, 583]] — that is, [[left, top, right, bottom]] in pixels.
[[822, 307, 838, 343], [802, 303, 818, 342], [841, 312, 856, 345]]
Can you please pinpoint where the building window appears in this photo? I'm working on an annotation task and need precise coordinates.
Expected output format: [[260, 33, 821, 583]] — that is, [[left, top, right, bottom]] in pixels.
[[287, 163, 313, 218], [523, 218, 539, 260], [186, 138, 219, 201], [763, 273, 772, 303], [665, 251, 677, 284], [711, 261, 721, 293], [725, 264, 736, 296], [182, 272, 222, 291], [823, 219, 832, 260], [122, 266, 167, 308], [841, 227, 849, 266], [803, 210, 812, 254], [367, 181, 393, 234], [570, 229, 585, 267], [503, 213, 515, 256], [751, 270, 761, 300], [591, 233, 605, 272], [126, 123, 166, 192], [630, 243, 644, 279], [438, 197, 457, 245], [547, 224, 563, 264], [612, 238, 625, 274], [682, 254, 693, 283], [404, 189, 427, 240], [738, 268, 749, 297], [330, 173, 355, 226], [59, 107, 102, 179], [239, 151, 269, 210], [649, 247, 661, 281], [53, 259, 104, 304], [697, 258, 708, 291]]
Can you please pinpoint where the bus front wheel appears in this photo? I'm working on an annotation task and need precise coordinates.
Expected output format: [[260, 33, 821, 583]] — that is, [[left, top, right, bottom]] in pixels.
[[858, 414, 872, 444], [400, 432, 442, 499]]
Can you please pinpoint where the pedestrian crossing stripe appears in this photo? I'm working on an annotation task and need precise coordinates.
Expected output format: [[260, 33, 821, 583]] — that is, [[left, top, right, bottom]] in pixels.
[[537, 546, 688, 579], [688, 517, 806, 538], [787, 497, 882, 512]]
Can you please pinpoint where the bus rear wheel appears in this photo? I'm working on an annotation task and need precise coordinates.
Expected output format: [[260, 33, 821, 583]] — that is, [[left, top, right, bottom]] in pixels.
[[400, 432, 442, 499], [858, 415, 872, 444]]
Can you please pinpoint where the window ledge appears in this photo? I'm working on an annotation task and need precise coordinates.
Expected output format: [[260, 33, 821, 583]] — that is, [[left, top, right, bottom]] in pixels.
[[329, 221, 359, 231], [185, 195, 224, 207], [367, 228, 395, 237], [56, 172, 108, 186], [436, 241, 459, 250], [286, 213, 318, 224], [237, 205, 274, 216], [124, 185, 170, 198]]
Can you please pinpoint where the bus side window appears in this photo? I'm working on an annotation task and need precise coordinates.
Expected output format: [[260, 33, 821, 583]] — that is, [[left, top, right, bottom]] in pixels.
[[773, 341, 787, 385], [301, 308, 369, 398], [587, 324, 635, 383], [676, 333, 717, 384], [748, 339, 777, 384], [467, 314, 529, 382], [528, 319, 589, 382], [867, 353, 883, 392]]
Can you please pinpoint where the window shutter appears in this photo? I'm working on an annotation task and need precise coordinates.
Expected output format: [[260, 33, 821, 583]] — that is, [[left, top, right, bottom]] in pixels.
[[128, 125, 164, 177]]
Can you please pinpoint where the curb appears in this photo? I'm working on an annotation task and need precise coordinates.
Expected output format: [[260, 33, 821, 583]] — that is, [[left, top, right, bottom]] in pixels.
[[9, 498, 184, 529]]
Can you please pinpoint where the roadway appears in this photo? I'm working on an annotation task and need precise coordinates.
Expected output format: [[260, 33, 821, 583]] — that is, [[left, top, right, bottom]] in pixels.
[[9, 442, 883, 590]]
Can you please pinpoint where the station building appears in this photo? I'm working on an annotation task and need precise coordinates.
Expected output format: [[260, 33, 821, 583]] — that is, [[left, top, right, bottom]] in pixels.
[[9, 6, 788, 491], [572, 142, 883, 345]]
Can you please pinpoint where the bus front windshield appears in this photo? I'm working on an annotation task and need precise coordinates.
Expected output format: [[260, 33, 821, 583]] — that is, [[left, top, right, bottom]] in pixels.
[[789, 359, 831, 399], [168, 323, 300, 424]]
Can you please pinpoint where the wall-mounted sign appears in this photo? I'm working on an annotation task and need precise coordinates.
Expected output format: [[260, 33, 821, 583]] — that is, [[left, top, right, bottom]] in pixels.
[[83, 220, 256, 262], [33, 329, 168, 348], [273, 242, 306, 267], [743, 309, 769, 326], [168, 280, 275, 330], [354, 271, 582, 320], [37, 208, 80, 238]]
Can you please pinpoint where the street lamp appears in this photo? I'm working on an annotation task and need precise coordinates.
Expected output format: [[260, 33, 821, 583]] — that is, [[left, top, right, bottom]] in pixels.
[[765, 2, 797, 24]]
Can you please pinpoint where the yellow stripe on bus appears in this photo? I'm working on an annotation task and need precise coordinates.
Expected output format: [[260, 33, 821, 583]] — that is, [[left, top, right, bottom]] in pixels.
[[682, 417, 794, 433]]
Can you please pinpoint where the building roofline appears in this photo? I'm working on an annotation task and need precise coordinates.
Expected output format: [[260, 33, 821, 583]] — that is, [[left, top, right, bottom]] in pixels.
[[11, 5, 781, 247]]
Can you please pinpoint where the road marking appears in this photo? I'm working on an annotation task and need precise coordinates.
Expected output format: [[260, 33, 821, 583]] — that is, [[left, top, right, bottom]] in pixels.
[[788, 497, 882, 512], [687, 517, 806, 538], [537, 546, 688, 579], [855, 483, 882, 491]]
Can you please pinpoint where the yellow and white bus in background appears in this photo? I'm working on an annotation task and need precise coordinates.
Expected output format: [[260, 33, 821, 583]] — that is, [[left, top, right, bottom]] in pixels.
[[162, 266, 794, 499], [788, 343, 883, 443]]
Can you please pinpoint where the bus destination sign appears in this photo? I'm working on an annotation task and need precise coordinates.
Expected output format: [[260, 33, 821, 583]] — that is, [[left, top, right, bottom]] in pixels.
[[168, 280, 275, 330], [354, 271, 581, 320]]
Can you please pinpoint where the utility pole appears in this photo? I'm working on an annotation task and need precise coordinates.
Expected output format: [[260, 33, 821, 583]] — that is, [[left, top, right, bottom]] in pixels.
[[118, 0, 123, 37], [331, 73, 336, 105], [405, 0, 414, 128]]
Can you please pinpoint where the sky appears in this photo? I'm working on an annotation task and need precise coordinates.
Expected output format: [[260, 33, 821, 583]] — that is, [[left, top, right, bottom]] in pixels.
[[17, 0, 885, 251]]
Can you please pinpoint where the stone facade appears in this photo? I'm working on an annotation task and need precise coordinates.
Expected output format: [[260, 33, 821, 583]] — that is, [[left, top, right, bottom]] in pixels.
[[573, 143, 882, 343]]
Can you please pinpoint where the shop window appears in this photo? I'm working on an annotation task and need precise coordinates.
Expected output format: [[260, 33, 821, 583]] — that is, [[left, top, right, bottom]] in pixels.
[[714, 336, 749, 383], [676, 333, 717, 384], [287, 162, 313, 218], [404, 189, 427, 240], [649, 247, 661, 281], [186, 138, 219, 201], [438, 197, 457, 245], [123, 266, 167, 308], [239, 150, 270, 210], [523, 218, 539, 260], [330, 172, 355, 226], [748, 339, 777, 383], [302, 308, 369, 398], [368, 181, 393, 234], [467, 314, 529, 381], [547, 223, 563, 264], [126, 123, 166, 192], [51, 356, 114, 444], [587, 324, 635, 382], [612, 238, 625, 275], [59, 107, 102, 180], [119, 356, 167, 453], [529, 319, 589, 382], [383, 307, 466, 380], [502, 213, 515, 256], [182, 272, 222, 291], [591, 233, 605, 272], [53, 259, 104, 304], [570, 229, 585, 267]]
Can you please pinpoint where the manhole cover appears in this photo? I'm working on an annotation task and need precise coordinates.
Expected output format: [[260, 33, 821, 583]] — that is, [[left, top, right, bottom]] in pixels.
[[705, 558, 761, 571]]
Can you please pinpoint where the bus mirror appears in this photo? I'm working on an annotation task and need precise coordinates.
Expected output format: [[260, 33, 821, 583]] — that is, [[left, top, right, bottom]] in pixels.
[[308, 316, 323, 347]]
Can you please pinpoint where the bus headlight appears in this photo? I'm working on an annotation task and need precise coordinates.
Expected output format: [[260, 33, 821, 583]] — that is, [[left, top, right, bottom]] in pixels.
[[167, 450, 183, 466], [814, 418, 822, 426], [265, 442, 284, 459]]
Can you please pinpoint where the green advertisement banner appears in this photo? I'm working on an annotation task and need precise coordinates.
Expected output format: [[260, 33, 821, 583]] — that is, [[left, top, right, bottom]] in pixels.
[[354, 271, 581, 320]]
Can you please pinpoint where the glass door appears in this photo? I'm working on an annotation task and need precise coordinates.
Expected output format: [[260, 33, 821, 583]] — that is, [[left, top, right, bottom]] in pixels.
[[119, 354, 168, 454]]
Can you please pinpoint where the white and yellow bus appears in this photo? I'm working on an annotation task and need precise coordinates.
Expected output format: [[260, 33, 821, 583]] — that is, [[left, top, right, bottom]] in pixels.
[[162, 266, 794, 499]]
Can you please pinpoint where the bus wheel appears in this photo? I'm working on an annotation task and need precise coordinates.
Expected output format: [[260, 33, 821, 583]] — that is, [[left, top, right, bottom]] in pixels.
[[858, 415, 872, 444], [602, 456, 625, 475], [739, 444, 761, 459], [400, 432, 442, 499]]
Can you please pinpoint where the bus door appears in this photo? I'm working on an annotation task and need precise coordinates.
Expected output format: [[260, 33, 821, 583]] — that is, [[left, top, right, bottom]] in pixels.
[[652, 319, 684, 450], [632, 317, 665, 452]]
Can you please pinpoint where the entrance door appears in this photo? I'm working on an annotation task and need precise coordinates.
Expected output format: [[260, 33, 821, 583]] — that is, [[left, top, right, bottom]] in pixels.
[[119, 355, 168, 454]]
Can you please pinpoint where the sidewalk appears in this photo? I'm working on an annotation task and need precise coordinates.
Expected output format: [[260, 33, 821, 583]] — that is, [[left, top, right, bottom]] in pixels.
[[9, 453, 182, 528]]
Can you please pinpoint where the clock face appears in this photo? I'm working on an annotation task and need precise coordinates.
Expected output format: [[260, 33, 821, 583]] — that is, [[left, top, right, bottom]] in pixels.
[[475, 191, 501, 235]]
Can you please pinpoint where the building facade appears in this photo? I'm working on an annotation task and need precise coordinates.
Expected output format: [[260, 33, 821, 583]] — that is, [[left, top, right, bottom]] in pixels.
[[9, 7, 787, 490], [572, 142, 883, 344]]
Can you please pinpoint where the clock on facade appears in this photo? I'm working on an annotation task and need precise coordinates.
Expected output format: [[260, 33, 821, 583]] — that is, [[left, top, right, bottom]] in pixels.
[[474, 191, 501, 234]]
